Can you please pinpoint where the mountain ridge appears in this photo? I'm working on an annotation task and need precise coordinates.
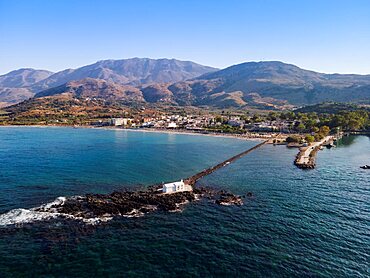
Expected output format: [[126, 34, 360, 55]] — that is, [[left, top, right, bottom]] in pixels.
[[1, 60, 370, 109], [30, 58, 218, 92], [0, 58, 217, 107]]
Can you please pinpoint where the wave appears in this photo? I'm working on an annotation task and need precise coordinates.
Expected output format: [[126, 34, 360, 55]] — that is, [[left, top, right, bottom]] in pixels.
[[0, 188, 208, 227], [0, 197, 112, 227]]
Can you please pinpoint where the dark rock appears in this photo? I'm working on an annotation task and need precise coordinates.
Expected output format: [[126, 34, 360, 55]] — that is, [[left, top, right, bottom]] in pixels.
[[32, 184, 243, 225], [216, 193, 243, 206]]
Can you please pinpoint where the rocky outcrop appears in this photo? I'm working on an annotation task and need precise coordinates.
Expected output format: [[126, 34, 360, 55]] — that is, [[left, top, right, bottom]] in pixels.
[[215, 192, 243, 206], [33, 185, 245, 223]]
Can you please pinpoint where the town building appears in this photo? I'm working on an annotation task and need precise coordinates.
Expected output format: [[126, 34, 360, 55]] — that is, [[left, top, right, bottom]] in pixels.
[[110, 118, 132, 126], [168, 122, 177, 128]]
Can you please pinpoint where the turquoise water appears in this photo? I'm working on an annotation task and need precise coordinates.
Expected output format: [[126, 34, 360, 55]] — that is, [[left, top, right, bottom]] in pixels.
[[0, 127, 369, 277]]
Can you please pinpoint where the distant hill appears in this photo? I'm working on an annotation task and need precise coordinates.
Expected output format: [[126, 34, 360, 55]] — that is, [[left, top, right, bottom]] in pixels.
[[0, 68, 53, 107], [0, 58, 217, 107], [6, 78, 146, 122], [31, 58, 218, 92], [183, 61, 370, 106], [0, 88, 35, 108], [2, 60, 370, 110], [97, 61, 369, 109], [0, 68, 53, 88], [35, 78, 145, 102]]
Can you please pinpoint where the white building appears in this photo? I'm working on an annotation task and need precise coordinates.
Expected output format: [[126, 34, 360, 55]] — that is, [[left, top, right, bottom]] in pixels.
[[168, 122, 177, 128], [110, 118, 124, 126], [110, 118, 132, 126], [162, 180, 192, 194]]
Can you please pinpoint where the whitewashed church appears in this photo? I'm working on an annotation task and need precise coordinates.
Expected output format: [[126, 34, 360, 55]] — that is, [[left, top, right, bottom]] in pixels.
[[162, 180, 192, 194]]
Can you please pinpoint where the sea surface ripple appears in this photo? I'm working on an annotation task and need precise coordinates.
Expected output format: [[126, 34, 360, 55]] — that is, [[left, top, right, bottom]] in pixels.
[[0, 127, 368, 277]]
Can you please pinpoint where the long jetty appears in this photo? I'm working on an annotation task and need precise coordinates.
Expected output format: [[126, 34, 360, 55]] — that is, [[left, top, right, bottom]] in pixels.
[[184, 140, 268, 186]]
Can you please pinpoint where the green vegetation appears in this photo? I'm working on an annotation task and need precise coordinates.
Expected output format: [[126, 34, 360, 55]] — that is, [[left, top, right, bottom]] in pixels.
[[295, 102, 370, 114], [305, 135, 315, 143], [277, 109, 369, 132], [286, 135, 301, 143]]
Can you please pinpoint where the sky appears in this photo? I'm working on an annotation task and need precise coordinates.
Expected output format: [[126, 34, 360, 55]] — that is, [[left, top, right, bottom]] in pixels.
[[1, 0, 370, 75]]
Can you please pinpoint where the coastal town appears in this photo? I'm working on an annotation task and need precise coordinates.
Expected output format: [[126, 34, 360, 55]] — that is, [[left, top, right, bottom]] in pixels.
[[90, 109, 344, 143], [100, 112, 345, 170], [80, 104, 369, 140], [2, 101, 368, 169]]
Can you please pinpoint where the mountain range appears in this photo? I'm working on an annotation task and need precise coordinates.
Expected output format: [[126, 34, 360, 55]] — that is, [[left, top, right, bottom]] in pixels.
[[1, 58, 370, 110], [0, 58, 217, 107]]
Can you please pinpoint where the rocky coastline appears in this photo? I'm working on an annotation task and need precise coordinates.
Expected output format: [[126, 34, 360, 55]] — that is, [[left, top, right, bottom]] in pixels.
[[32, 185, 246, 224]]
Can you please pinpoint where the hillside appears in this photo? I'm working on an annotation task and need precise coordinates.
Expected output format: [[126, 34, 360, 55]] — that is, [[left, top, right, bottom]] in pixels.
[[0, 68, 53, 88], [35, 78, 145, 102], [5, 79, 146, 124], [31, 58, 217, 92], [0, 58, 217, 107], [294, 102, 370, 114], [0, 88, 35, 108], [2, 60, 370, 110], [0, 68, 54, 107], [83, 61, 369, 109], [192, 61, 370, 105]]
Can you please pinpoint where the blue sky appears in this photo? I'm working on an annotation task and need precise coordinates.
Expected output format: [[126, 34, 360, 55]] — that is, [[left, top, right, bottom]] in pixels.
[[1, 0, 370, 74]]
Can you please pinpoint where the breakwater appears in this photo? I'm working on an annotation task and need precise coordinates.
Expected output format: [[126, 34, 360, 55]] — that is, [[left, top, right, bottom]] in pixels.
[[294, 136, 332, 169], [185, 140, 268, 185]]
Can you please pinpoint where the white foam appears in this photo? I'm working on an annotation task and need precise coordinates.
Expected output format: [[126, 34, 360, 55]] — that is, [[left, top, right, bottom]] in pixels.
[[39, 196, 66, 210], [0, 196, 112, 227], [0, 193, 191, 227], [0, 208, 58, 226]]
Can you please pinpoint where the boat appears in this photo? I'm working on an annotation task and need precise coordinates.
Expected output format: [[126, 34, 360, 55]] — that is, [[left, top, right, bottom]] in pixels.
[[360, 165, 370, 169]]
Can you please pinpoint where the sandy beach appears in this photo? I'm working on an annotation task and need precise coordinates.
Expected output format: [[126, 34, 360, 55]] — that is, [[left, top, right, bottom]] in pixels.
[[0, 125, 270, 141], [105, 127, 268, 141]]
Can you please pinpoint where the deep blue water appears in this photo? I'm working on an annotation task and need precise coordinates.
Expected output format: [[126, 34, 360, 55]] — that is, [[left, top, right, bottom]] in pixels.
[[0, 127, 369, 277]]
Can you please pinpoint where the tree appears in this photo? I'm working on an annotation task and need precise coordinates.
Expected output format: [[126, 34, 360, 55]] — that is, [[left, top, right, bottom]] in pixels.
[[311, 126, 319, 133], [305, 135, 315, 143], [319, 125, 330, 136], [314, 133, 324, 141], [215, 116, 222, 123], [286, 135, 300, 143], [268, 112, 278, 121], [297, 123, 306, 132], [251, 115, 262, 123]]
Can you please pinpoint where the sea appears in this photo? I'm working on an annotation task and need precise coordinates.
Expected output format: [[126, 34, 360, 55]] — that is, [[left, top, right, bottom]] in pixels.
[[0, 127, 368, 277]]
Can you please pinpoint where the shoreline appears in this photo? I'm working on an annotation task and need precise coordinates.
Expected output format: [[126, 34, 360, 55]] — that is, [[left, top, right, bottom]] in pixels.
[[105, 127, 267, 141], [0, 125, 271, 141]]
